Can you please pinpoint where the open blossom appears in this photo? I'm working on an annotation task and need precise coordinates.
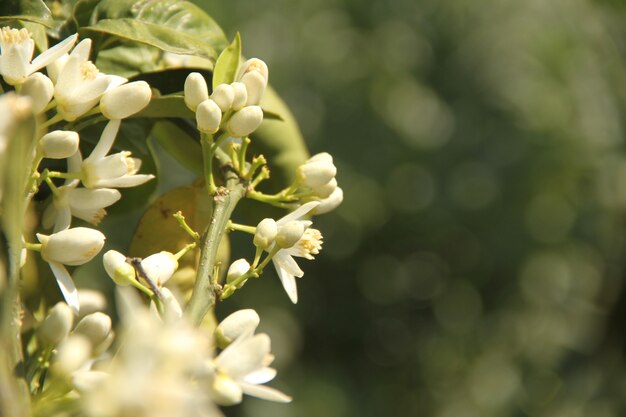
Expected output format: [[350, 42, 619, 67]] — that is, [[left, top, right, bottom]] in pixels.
[[43, 179, 121, 232], [54, 38, 127, 121], [0, 27, 77, 85], [256, 201, 323, 303], [208, 333, 291, 405], [79, 120, 154, 188], [37, 227, 106, 313]]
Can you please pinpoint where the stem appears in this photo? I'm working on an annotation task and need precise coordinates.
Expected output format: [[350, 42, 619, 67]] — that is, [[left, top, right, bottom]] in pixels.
[[173, 211, 200, 242], [185, 176, 247, 325], [228, 222, 256, 234], [200, 133, 216, 195], [39, 113, 63, 130]]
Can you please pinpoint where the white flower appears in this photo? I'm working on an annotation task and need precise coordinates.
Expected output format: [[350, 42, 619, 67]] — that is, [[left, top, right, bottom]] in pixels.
[[312, 186, 344, 215], [237, 58, 268, 106], [227, 105, 263, 138], [215, 309, 260, 348], [39, 130, 79, 159], [102, 250, 135, 286], [20, 72, 54, 113], [296, 152, 337, 188], [43, 178, 121, 232], [54, 38, 127, 121], [184, 72, 209, 111], [80, 119, 154, 188], [37, 302, 74, 346], [269, 201, 323, 304], [210, 83, 234, 112], [37, 227, 106, 313], [209, 333, 291, 405], [140, 251, 178, 287], [195, 98, 222, 133], [0, 27, 77, 85], [100, 81, 152, 120]]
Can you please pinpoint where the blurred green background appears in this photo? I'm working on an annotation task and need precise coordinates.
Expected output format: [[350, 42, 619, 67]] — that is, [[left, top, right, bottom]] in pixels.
[[192, 0, 626, 416]]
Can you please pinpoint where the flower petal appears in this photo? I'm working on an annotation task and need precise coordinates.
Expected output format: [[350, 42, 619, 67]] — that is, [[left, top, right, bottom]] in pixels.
[[239, 382, 292, 403], [93, 174, 155, 188], [30, 34, 77, 73], [85, 119, 120, 161], [275, 263, 299, 304], [216, 333, 270, 379], [49, 261, 79, 314], [272, 251, 303, 277], [276, 201, 320, 226], [243, 367, 277, 384]]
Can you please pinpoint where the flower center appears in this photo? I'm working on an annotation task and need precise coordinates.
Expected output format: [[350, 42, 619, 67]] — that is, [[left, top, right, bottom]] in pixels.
[[80, 61, 99, 80], [0, 27, 30, 45], [294, 228, 323, 259]]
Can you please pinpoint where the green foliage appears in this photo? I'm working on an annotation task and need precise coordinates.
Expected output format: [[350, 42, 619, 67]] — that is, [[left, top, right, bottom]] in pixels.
[[212, 32, 241, 89]]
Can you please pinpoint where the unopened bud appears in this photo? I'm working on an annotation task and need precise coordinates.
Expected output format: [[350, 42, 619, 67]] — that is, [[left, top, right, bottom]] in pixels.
[[100, 81, 152, 119], [215, 309, 260, 348], [103, 250, 135, 286], [21, 72, 53, 113], [140, 251, 178, 286], [211, 373, 243, 405], [39, 130, 80, 159], [37, 302, 74, 346], [312, 187, 343, 215], [296, 153, 337, 188], [73, 312, 112, 349], [184, 72, 209, 111], [276, 221, 305, 249], [52, 335, 92, 376], [230, 82, 247, 111], [37, 227, 105, 266], [196, 99, 222, 134], [77, 289, 107, 320], [241, 71, 267, 106], [254, 218, 277, 249], [227, 106, 263, 138], [211, 84, 234, 112], [312, 177, 337, 199], [226, 258, 251, 289]]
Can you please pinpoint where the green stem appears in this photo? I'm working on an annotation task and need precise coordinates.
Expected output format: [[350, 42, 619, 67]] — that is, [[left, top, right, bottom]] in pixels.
[[201, 133, 217, 195], [228, 222, 256, 234], [185, 175, 247, 325], [173, 211, 200, 242], [39, 113, 63, 130]]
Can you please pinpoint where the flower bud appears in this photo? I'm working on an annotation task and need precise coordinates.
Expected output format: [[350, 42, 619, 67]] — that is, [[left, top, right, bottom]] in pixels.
[[211, 373, 243, 405], [226, 258, 251, 289], [184, 72, 209, 111], [276, 221, 306, 249], [37, 302, 74, 346], [21, 72, 53, 113], [103, 250, 135, 286], [241, 71, 267, 106], [37, 227, 106, 266], [196, 99, 222, 134], [297, 153, 337, 188], [211, 83, 234, 112], [72, 370, 108, 392], [140, 251, 178, 286], [312, 177, 337, 199], [254, 218, 277, 249], [312, 187, 343, 215], [52, 335, 92, 376], [77, 289, 107, 320], [227, 106, 263, 138], [73, 312, 112, 349], [100, 81, 152, 119], [230, 82, 247, 111], [215, 309, 260, 349], [39, 130, 79, 159]]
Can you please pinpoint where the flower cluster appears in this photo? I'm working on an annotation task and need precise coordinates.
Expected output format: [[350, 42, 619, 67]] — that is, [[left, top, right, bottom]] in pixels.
[[184, 58, 268, 137], [0, 27, 154, 312]]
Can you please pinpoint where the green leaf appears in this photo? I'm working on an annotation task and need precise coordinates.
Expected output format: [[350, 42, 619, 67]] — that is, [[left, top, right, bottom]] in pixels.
[[82, 0, 227, 61], [0, 0, 51, 20], [151, 121, 203, 176], [96, 43, 162, 78], [82, 19, 219, 60], [133, 95, 194, 119], [212, 32, 241, 90], [0, 15, 52, 26]]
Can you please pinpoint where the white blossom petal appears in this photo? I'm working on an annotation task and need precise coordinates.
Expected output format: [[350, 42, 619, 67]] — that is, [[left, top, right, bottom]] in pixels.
[[239, 382, 292, 403], [49, 261, 79, 314]]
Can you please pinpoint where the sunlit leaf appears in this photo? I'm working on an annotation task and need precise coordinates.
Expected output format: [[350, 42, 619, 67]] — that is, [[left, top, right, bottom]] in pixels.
[[212, 32, 241, 89]]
